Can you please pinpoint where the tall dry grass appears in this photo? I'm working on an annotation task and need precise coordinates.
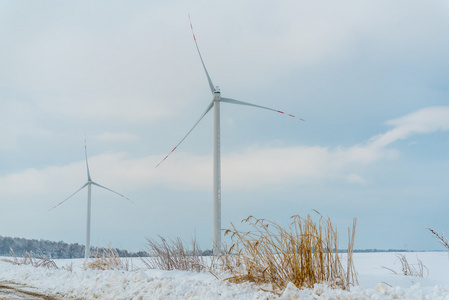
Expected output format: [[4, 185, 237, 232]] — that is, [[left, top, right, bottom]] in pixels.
[[142, 236, 216, 273], [1, 249, 58, 269], [383, 254, 428, 278], [83, 246, 134, 271], [219, 212, 357, 292]]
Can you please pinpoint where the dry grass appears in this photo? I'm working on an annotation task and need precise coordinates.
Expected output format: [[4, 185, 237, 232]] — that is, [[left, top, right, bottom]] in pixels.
[[1, 249, 58, 269], [218, 212, 358, 292], [83, 245, 134, 271], [142, 236, 216, 273], [427, 228, 449, 252], [62, 262, 74, 272], [383, 254, 428, 278]]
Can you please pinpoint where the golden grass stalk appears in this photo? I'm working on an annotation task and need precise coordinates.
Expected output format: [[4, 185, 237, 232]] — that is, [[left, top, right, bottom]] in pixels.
[[427, 227, 449, 251], [219, 212, 357, 292]]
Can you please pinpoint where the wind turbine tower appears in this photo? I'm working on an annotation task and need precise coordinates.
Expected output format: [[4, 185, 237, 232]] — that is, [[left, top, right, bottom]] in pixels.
[[50, 140, 132, 258], [157, 17, 304, 255]]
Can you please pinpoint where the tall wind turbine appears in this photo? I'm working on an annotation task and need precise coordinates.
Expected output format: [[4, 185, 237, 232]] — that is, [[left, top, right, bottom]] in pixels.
[[157, 17, 304, 255], [50, 140, 132, 258]]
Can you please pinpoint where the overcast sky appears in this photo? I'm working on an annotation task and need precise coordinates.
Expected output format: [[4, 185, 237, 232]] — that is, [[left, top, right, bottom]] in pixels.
[[1, 0, 448, 252]]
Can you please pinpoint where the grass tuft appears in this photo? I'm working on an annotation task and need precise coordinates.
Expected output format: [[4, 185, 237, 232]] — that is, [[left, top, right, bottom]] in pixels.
[[83, 245, 134, 271], [218, 212, 357, 292], [383, 254, 428, 278], [1, 249, 58, 269], [142, 236, 216, 273]]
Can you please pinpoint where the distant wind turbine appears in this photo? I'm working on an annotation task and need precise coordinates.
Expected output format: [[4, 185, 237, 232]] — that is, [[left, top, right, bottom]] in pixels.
[[50, 140, 132, 258], [157, 16, 304, 255]]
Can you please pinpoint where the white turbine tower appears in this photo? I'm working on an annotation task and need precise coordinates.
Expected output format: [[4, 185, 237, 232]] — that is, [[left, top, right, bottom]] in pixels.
[[157, 17, 304, 255], [50, 140, 132, 258]]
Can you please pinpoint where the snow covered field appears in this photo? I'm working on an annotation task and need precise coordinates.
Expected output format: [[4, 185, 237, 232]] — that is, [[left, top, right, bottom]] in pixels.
[[0, 252, 448, 299]]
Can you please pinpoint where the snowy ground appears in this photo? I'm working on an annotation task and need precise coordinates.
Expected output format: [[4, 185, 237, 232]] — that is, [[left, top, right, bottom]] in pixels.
[[0, 252, 448, 299]]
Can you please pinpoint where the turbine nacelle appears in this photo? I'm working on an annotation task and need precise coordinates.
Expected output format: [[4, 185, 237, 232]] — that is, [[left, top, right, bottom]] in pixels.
[[213, 86, 221, 101]]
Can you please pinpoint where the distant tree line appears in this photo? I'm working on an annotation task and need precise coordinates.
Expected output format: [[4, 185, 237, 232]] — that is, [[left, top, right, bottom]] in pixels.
[[2, 235, 416, 259], [0, 235, 148, 259], [352, 249, 410, 253]]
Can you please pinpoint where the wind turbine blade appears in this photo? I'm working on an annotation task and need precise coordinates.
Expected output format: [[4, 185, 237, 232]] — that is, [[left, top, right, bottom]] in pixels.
[[48, 183, 88, 211], [189, 14, 215, 94], [156, 101, 214, 168], [91, 181, 133, 203], [221, 97, 305, 121], [85, 137, 92, 181]]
